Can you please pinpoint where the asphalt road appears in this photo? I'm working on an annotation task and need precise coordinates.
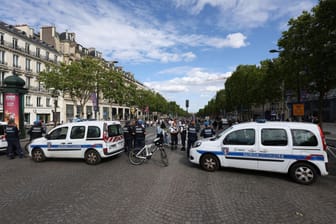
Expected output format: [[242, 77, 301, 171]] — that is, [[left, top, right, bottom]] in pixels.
[[0, 127, 335, 224]]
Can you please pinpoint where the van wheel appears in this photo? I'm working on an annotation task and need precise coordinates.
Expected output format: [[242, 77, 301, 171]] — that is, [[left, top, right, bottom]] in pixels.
[[85, 150, 101, 165], [289, 163, 317, 185], [200, 154, 219, 172], [31, 148, 46, 162]]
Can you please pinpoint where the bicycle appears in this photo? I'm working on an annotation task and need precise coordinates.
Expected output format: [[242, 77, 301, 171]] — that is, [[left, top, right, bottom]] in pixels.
[[129, 137, 168, 166]]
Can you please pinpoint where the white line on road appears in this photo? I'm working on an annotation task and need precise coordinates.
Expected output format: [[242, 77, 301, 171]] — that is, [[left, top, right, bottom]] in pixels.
[[327, 146, 336, 159]]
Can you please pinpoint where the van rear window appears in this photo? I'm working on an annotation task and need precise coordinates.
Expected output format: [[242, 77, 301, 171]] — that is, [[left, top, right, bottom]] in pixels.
[[291, 129, 318, 146], [108, 124, 123, 137]]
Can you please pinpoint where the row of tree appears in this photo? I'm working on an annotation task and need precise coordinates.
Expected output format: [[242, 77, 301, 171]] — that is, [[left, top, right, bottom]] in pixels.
[[39, 57, 187, 118], [198, 0, 336, 124]]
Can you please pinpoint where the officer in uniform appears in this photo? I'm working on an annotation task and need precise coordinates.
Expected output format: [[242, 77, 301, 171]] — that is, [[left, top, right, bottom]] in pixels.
[[179, 120, 187, 151], [123, 121, 134, 153], [200, 124, 216, 138], [187, 120, 198, 157], [28, 121, 46, 141], [134, 120, 146, 149], [5, 119, 25, 159]]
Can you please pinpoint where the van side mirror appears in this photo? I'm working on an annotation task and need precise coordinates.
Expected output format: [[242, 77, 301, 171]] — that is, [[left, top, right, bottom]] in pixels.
[[45, 134, 50, 140]]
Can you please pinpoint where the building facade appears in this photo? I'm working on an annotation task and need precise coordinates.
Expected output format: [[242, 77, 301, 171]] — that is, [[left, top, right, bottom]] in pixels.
[[1, 21, 146, 125]]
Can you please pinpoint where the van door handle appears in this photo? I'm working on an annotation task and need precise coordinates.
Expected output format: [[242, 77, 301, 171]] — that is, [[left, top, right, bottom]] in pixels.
[[248, 149, 256, 152], [259, 150, 267, 153], [61, 142, 66, 144]]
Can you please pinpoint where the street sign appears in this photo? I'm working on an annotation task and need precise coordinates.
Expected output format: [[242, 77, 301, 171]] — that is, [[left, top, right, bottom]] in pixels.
[[293, 103, 304, 116]]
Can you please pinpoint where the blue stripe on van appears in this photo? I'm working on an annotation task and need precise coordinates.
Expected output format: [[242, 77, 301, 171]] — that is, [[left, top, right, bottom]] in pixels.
[[196, 150, 325, 161]]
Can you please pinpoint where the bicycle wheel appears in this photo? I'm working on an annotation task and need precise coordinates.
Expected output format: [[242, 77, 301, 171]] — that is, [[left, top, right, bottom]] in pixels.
[[129, 149, 146, 165], [160, 147, 168, 166]]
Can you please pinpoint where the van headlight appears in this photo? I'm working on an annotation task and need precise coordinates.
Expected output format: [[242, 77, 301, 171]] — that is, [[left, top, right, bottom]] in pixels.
[[193, 141, 202, 148]]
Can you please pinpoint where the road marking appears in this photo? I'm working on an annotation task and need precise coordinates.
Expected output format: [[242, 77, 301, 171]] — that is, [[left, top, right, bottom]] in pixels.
[[327, 146, 336, 159]]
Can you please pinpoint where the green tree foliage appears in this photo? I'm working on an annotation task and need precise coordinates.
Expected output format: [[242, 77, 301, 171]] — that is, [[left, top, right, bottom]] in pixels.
[[278, 0, 336, 122]]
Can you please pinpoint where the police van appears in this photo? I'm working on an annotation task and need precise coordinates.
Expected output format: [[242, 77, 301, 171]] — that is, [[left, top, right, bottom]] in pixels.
[[0, 121, 8, 152], [189, 121, 329, 185], [28, 120, 124, 165]]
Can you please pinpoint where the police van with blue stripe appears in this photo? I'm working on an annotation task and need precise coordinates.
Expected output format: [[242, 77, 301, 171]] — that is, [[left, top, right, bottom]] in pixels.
[[189, 120, 328, 185], [28, 120, 124, 165]]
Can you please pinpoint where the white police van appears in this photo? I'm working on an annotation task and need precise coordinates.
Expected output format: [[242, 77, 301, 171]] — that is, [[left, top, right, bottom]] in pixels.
[[189, 121, 329, 185], [28, 120, 124, 165], [0, 121, 8, 152]]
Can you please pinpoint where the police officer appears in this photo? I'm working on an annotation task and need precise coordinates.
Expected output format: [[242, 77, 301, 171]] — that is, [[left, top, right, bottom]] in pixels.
[[187, 120, 198, 157], [123, 121, 134, 153], [200, 124, 216, 138], [179, 120, 187, 151], [134, 120, 146, 149], [28, 121, 45, 141], [5, 119, 24, 159], [169, 121, 179, 150]]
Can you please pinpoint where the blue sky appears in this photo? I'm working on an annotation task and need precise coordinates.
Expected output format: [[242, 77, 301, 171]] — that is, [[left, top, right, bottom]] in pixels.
[[0, 0, 317, 113]]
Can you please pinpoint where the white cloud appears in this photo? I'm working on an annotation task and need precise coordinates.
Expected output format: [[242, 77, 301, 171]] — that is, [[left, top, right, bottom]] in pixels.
[[0, 0, 248, 63]]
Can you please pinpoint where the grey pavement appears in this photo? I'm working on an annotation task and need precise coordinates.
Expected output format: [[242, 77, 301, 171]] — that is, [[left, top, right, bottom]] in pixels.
[[322, 122, 336, 141]]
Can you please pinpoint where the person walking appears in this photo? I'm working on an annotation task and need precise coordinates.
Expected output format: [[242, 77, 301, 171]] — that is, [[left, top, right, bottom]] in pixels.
[[5, 119, 25, 159], [187, 120, 198, 157], [28, 121, 45, 141]]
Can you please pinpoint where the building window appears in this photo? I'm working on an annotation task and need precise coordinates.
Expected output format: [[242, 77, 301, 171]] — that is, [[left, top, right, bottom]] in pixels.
[[0, 71, 5, 86], [36, 62, 41, 73], [12, 38, 18, 49], [0, 50, 4, 64], [25, 58, 31, 71], [0, 32, 4, 45], [25, 77, 31, 89], [26, 95, 32, 106], [46, 97, 51, 107], [46, 51, 49, 60], [54, 55, 58, 63], [25, 42, 30, 54], [37, 97, 42, 107], [13, 54, 19, 68], [36, 48, 40, 57]]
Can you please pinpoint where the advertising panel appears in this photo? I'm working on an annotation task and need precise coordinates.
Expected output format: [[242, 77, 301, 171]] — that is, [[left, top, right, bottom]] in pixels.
[[4, 93, 20, 124]]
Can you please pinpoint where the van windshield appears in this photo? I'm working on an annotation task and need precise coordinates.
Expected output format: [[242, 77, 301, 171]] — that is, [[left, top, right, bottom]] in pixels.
[[107, 124, 123, 137], [211, 126, 233, 140]]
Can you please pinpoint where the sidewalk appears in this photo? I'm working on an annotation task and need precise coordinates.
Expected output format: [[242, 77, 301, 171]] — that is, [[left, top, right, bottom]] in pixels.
[[322, 122, 336, 141]]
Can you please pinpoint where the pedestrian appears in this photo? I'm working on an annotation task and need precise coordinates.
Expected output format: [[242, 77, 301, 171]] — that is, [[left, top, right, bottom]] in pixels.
[[179, 120, 187, 151], [134, 120, 146, 149], [156, 121, 166, 144], [28, 120, 45, 141], [123, 121, 134, 153], [200, 124, 216, 138], [169, 121, 179, 150], [5, 119, 25, 159], [187, 120, 198, 157]]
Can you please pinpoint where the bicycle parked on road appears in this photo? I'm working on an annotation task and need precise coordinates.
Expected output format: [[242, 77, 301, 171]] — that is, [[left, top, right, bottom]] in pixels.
[[129, 137, 168, 166]]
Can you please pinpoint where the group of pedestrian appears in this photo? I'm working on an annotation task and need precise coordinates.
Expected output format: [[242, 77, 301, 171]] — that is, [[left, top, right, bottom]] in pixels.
[[157, 119, 216, 157], [123, 119, 146, 153]]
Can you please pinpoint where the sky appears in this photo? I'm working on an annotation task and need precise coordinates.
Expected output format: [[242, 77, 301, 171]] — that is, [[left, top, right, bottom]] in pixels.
[[0, 0, 318, 113]]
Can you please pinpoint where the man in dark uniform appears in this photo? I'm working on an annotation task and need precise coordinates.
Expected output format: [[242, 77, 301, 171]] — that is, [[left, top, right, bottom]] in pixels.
[[200, 124, 216, 138], [134, 120, 146, 149], [123, 121, 134, 153], [28, 121, 45, 141], [5, 119, 24, 159], [187, 120, 198, 158]]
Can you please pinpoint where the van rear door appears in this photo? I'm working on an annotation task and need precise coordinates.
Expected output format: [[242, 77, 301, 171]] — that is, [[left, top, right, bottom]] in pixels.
[[104, 123, 124, 154]]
